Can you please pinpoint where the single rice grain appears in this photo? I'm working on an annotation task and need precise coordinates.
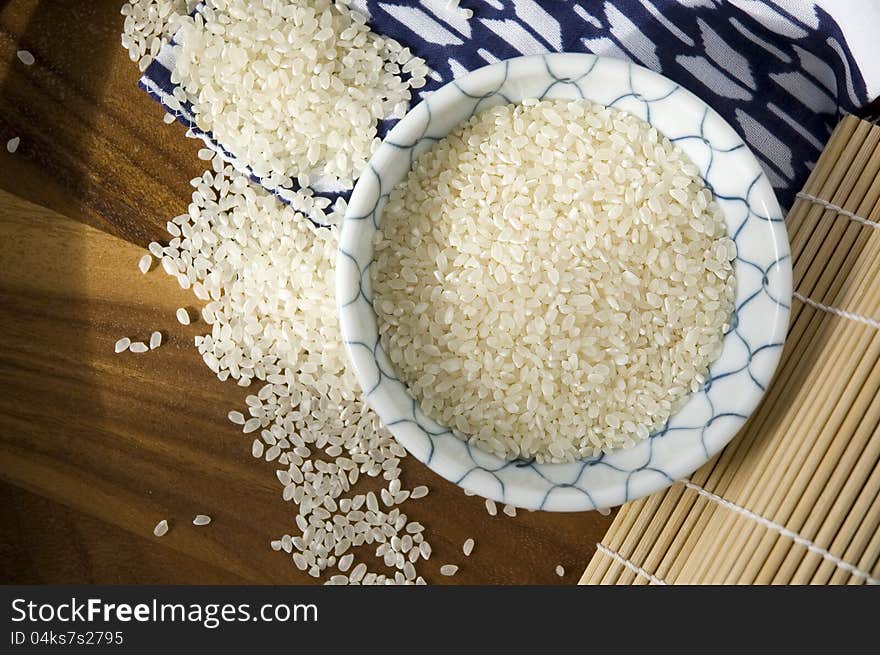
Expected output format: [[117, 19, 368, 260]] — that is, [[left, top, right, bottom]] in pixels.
[[410, 485, 429, 499], [17, 50, 35, 65]]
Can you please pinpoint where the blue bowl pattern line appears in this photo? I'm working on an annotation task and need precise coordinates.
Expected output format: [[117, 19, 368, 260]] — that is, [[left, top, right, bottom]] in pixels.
[[337, 53, 792, 512]]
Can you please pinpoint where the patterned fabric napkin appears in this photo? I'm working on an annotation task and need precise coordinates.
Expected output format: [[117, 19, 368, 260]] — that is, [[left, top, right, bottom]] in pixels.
[[140, 0, 879, 211]]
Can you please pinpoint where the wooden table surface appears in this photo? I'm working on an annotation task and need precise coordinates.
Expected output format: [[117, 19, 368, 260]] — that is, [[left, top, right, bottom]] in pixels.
[[0, 0, 614, 584]]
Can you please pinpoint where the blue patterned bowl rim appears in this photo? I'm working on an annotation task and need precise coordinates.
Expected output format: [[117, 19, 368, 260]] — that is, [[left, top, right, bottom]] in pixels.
[[337, 53, 791, 512]]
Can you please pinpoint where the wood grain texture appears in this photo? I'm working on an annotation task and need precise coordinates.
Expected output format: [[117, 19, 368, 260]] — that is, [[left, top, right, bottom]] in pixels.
[[1, 0, 202, 243], [0, 1, 613, 584]]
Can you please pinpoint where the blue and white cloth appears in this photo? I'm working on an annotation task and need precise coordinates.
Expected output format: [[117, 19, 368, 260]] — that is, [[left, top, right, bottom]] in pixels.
[[140, 0, 879, 211]]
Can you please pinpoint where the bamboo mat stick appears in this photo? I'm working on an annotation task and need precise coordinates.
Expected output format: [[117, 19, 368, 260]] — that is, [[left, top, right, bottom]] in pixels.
[[719, 321, 876, 583], [821, 421, 880, 585], [778, 373, 880, 579], [728, 226, 878, 580], [629, 472, 700, 583], [787, 117, 870, 254], [581, 112, 880, 585], [840, 513, 880, 585], [665, 296, 847, 581], [627, 458, 721, 583], [665, 124, 880, 583], [599, 490, 668, 584], [700, 257, 877, 582], [758, 270, 880, 582], [591, 455, 723, 583], [708, 132, 870, 581], [789, 125, 879, 272], [656, 120, 876, 584], [757, 337, 880, 583], [801, 460, 880, 584], [580, 497, 645, 582], [721, 262, 880, 583], [789, 405, 880, 584]]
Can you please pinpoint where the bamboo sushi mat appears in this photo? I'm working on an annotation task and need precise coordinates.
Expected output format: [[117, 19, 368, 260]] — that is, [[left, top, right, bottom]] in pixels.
[[580, 113, 880, 585]]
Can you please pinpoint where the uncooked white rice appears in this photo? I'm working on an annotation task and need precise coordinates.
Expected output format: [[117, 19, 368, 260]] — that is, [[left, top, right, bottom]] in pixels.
[[410, 485, 429, 499], [193, 514, 212, 525], [129, 341, 149, 353], [372, 99, 736, 463], [119, 0, 198, 70], [485, 498, 497, 516], [138, 253, 153, 274], [462, 538, 474, 556], [175, 308, 190, 325], [503, 504, 517, 517], [124, 0, 439, 583], [153, 519, 169, 537], [170, 0, 428, 192], [350, 562, 367, 582], [6, 137, 20, 154], [152, 160, 433, 584], [114, 337, 131, 353], [149, 331, 162, 349], [445, 0, 472, 18], [440, 564, 458, 576], [16, 50, 34, 66], [555, 564, 565, 577]]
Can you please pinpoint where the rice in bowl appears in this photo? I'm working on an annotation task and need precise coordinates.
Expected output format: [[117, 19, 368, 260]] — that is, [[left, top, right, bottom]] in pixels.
[[370, 98, 736, 464]]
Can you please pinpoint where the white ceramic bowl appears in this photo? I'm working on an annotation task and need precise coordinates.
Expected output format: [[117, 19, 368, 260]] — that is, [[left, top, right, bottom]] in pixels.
[[337, 53, 791, 511]]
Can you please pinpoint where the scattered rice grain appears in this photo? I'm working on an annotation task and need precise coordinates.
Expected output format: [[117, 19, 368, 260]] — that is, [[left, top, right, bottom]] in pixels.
[[138, 254, 153, 274], [17, 50, 35, 66]]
